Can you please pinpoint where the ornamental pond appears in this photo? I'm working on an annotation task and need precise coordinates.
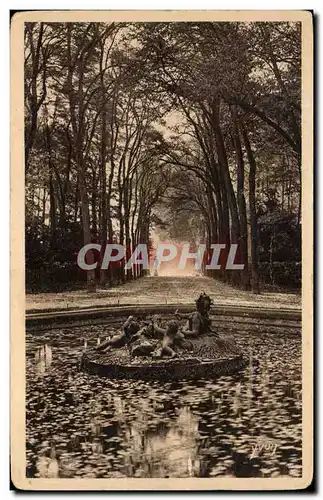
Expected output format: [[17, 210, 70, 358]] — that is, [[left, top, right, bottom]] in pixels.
[[26, 320, 301, 479]]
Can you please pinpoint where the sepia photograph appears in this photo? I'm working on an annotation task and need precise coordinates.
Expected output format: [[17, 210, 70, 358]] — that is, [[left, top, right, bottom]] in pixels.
[[10, 10, 313, 490]]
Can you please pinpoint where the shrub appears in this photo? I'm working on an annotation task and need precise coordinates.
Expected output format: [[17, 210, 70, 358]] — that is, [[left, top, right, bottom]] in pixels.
[[258, 261, 301, 288]]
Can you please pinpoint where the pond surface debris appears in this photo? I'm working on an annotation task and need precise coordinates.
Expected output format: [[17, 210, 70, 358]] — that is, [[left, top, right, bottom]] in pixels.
[[26, 323, 301, 479]]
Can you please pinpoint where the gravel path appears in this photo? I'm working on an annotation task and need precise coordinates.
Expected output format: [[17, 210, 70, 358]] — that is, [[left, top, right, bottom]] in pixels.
[[26, 276, 301, 312]]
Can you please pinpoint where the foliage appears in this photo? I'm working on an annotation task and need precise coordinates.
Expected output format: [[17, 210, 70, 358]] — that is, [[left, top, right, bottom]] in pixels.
[[25, 21, 301, 292]]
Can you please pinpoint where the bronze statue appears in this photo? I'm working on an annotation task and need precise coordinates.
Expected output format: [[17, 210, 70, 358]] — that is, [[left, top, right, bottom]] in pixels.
[[81, 292, 245, 378], [96, 315, 140, 352], [175, 292, 214, 337]]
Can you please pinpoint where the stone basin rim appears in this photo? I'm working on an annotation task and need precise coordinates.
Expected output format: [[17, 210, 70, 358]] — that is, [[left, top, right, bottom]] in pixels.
[[26, 303, 301, 322], [81, 352, 247, 380]]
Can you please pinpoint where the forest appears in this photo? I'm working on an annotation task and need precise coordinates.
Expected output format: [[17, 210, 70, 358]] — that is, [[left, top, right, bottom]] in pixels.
[[25, 21, 301, 293]]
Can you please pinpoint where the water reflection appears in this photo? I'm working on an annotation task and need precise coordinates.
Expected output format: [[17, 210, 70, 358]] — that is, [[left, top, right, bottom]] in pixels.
[[26, 327, 302, 479], [36, 444, 59, 478], [121, 406, 201, 477], [34, 344, 52, 374]]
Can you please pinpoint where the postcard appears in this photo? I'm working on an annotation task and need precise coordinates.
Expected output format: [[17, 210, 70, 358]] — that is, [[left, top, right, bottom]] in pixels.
[[11, 10, 313, 490]]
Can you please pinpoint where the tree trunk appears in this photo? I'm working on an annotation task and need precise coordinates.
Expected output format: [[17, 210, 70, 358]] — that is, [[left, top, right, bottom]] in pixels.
[[231, 107, 250, 290], [49, 173, 57, 247], [78, 166, 96, 289], [241, 123, 260, 293], [212, 101, 240, 284], [123, 179, 133, 281], [99, 126, 108, 285]]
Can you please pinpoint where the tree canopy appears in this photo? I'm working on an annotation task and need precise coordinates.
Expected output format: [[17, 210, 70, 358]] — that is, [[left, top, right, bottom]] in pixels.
[[25, 21, 301, 292]]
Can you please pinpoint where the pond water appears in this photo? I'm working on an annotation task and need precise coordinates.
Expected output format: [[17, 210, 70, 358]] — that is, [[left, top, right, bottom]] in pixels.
[[26, 323, 302, 479]]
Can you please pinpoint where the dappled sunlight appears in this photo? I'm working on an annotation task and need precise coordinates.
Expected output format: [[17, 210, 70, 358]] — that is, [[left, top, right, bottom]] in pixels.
[[154, 259, 197, 277]]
